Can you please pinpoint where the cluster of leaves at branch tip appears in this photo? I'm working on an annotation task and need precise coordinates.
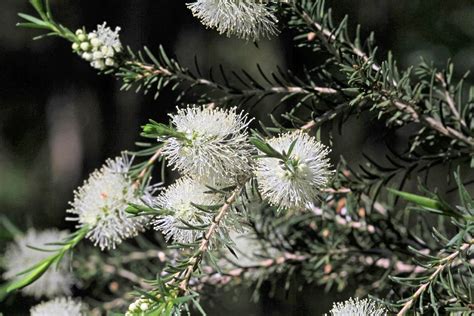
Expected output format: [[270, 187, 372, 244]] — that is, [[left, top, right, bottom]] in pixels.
[[142, 120, 188, 141]]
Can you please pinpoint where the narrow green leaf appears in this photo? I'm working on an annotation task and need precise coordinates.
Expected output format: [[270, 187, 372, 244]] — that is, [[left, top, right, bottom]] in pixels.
[[388, 188, 443, 210]]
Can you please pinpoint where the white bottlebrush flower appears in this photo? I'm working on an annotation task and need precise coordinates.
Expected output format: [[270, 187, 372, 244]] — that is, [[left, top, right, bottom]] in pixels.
[[152, 177, 223, 244], [327, 297, 387, 316], [30, 297, 83, 316], [72, 23, 122, 70], [187, 0, 279, 41], [255, 131, 333, 210], [3, 229, 74, 299], [67, 156, 153, 250], [162, 105, 253, 182]]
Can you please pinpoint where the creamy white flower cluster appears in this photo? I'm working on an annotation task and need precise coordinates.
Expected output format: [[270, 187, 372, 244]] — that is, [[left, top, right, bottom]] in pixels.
[[255, 131, 334, 210], [150, 105, 334, 244], [327, 298, 387, 316], [162, 105, 253, 183], [67, 155, 155, 250], [30, 297, 84, 316], [3, 229, 74, 299], [153, 177, 223, 243], [125, 297, 153, 316], [151, 105, 253, 244], [72, 23, 122, 70], [187, 0, 279, 41]]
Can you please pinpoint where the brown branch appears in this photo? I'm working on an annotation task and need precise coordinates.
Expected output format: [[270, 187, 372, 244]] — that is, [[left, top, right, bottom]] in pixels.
[[129, 59, 337, 102], [198, 250, 427, 289], [435, 72, 468, 130], [397, 241, 473, 316], [174, 184, 244, 294], [103, 263, 153, 290], [301, 102, 351, 131], [121, 250, 167, 264], [300, 11, 382, 76], [392, 99, 474, 147], [299, 8, 474, 147], [132, 147, 163, 189]]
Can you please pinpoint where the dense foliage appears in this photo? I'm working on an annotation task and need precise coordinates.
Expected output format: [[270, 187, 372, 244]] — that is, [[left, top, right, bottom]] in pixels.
[[1, 0, 473, 315]]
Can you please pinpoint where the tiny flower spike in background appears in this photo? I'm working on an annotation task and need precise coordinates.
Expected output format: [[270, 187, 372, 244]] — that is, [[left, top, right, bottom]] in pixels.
[[30, 297, 84, 316], [67, 155, 154, 250], [125, 297, 153, 316], [152, 177, 224, 244], [254, 131, 334, 210], [187, 0, 279, 41], [158, 105, 253, 183], [72, 23, 122, 70], [327, 298, 387, 316], [3, 229, 74, 299]]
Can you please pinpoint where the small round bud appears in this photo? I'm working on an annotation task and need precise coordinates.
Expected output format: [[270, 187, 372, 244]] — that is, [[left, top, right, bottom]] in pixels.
[[72, 42, 79, 51], [82, 52, 92, 61], [140, 303, 149, 311], [90, 38, 102, 48], [79, 42, 90, 51], [102, 46, 115, 58], [91, 60, 105, 70], [93, 51, 104, 60], [77, 33, 86, 42], [105, 58, 115, 67], [75, 29, 83, 36], [87, 32, 97, 40]]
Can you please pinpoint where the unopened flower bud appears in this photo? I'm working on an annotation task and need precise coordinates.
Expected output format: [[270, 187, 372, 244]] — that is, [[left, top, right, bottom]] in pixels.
[[102, 46, 115, 58], [80, 42, 90, 51], [105, 58, 115, 67], [90, 37, 102, 48], [72, 42, 79, 50], [91, 60, 105, 70], [82, 52, 92, 61], [93, 51, 104, 60], [77, 33, 86, 42]]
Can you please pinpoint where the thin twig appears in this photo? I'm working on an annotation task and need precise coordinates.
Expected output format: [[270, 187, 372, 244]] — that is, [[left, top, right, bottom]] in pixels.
[[132, 147, 163, 189], [301, 102, 351, 131], [175, 184, 244, 293], [128, 59, 337, 103], [103, 263, 153, 290], [397, 241, 473, 316], [435, 72, 468, 129], [121, 250, 167, 264], [297, 7, 474, 147]]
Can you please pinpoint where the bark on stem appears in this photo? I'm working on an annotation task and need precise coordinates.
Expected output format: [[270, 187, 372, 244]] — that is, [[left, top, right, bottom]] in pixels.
[[176, 184, 244, 293]]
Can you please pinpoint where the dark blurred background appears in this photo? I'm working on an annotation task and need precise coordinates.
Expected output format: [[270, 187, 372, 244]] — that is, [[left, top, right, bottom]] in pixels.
[[1, 0, 474, 315]]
